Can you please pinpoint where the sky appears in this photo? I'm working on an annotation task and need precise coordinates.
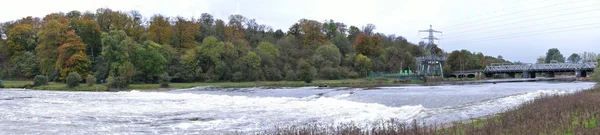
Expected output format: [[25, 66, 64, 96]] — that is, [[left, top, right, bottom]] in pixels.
[[1, 0, 599, 63]]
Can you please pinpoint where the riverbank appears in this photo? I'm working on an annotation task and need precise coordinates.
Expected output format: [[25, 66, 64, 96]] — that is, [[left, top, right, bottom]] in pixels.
[[264, 85, 600, 135], [0, 78, 423, 91]]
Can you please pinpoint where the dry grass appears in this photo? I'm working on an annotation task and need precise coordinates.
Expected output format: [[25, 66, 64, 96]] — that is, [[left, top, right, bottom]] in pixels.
[[260, 86, 600, 135]]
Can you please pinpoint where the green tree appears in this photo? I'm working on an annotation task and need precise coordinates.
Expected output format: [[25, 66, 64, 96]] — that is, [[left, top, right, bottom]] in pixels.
[[297, 59, 316, 83], [331, 33, 353, 56], [133, 41, 168, 80], [567, 53, 582, 63], [315, 45, 342, 68], [354, 54, 372, 77], [545, 48, 565, 63], [101, 30, 136, 83], [70, 18, 102, 60], [256, 42, 279, 63], [9, 52, 38, 78]]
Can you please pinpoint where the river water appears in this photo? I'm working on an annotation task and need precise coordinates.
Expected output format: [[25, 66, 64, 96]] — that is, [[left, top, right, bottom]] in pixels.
[[0, 81, 595, 134]]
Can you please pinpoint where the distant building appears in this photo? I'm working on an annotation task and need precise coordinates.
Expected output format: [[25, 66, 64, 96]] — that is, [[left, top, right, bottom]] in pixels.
[[1, 34, 6, 40]]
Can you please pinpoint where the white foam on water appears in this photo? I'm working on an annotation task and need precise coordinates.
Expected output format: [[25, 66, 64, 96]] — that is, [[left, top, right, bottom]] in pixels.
[[421, 89, 578, 124]]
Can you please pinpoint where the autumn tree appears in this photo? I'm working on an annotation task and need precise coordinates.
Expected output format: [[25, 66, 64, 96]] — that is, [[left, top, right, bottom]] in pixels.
[[56, 31, 91, 80], [36, 17, 69, 79], [224, 15, 248, 46], [147, 15, 172, 45], [354, 33, 382, 57], [172, 17, 200, 50], [6, 24, 36, 56]]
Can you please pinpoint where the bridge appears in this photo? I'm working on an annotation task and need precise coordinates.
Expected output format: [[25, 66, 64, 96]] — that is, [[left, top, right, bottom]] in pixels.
[[450, 70, 483, 78], [483, 62, 597, 78]]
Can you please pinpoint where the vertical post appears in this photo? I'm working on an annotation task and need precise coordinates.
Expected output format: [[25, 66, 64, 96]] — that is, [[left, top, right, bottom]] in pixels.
[[439, 62, 444, 80]]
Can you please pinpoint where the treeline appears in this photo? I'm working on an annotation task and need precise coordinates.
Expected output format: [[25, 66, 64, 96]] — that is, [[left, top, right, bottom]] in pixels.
[[0, 8, 506, 87]]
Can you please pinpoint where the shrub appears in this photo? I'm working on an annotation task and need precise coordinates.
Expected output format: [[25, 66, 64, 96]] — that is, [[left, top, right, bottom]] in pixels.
[[297, 59, 317, 83], [319, 67, 341, 80], [0, 81, 4, 88], [66, 72, 82, 88], [86, 74, 96, 86], [348, 71, 359, 79], [158, 73, 171, 88], [232, 72, 244, 82], [33, 75, 49, 86], [106, 76, 128, 90], [285, 70, 297, 81]]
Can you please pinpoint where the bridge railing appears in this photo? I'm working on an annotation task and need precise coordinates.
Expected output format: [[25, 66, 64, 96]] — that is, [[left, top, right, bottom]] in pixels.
[[484, 62, 597, 73]]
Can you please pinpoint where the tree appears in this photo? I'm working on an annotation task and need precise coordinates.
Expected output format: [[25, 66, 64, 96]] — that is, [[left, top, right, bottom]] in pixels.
[[567, 53, 582, 63], [6, 24, 36, 56], [545, 48, 565, 63], [56, 31, 91, 80], [9, 52, 38, 78], [347, 26, 360, 44], [101, 30, 136, 83], [315, 45, 342, 68], [256, 42, 279, 63], [36, 18, 69, 78], [361, 24, 376, 35], [133, 41, 168, 80], [70, 18, 102, 60], [173, 17, 200, 50], [330, 33, 353, 56], [234, 52, 262, 81], [147, 15, 172, 45], [354, 54, 372, 77], [297, 59, 316, 83], [354, 33, 382, 56]]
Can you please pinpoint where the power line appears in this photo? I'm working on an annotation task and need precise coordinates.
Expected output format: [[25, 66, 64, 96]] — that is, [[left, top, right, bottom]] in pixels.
[[444, 23, 600, 45], [444, 14, 600, 39], [441, 0, 548, 26], [443, 7, 600, 38], [440, 0, 556, 29], [440, 0, 590, 31]]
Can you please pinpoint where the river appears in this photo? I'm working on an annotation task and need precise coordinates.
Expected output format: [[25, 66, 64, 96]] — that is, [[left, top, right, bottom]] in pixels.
[[0, 81, 595, 134]]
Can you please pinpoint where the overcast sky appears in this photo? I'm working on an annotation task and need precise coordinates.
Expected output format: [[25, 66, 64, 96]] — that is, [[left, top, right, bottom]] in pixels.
[[1, 0, 599, 63]]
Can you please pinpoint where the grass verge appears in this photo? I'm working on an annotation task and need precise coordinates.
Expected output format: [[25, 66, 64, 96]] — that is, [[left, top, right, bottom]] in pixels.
[[1, 78, 419, 91]]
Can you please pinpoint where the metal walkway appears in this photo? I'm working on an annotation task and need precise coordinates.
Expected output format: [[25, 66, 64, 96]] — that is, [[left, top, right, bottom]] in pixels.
[[483, 62, 597, 78]]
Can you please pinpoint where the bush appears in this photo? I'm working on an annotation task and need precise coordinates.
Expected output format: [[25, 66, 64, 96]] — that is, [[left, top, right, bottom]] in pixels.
[[319, 67, 341, 80], [33, 75, 49, 86], [66, 72, 82, 88], [0, 82, 4, 88], [86, 74, 96, 86], [285, 70, 297, 81], [348, 71, 359, 79], [232, 72, 244, 82], [106, 76, 128, 90], [158, 73, 171, 88], [297, 59, 317, 83]]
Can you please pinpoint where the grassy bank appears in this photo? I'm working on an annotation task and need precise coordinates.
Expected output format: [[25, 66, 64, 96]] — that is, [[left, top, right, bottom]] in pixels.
[[1, 78, 420, 91], [262, 86, 600, 135]]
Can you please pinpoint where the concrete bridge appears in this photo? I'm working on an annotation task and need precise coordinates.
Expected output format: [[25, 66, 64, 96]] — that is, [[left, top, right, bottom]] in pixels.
[[483, 62, 597, 78], [450, 70, 483, 78]]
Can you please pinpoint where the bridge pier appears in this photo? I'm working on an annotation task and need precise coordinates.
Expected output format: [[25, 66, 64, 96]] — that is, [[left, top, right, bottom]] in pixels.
[[523, 71, 529, 78], [576, 71, 588, 78], [507, 73, 516, 78], [547, 72, 555, 78], [530, 72, 536, 78]]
